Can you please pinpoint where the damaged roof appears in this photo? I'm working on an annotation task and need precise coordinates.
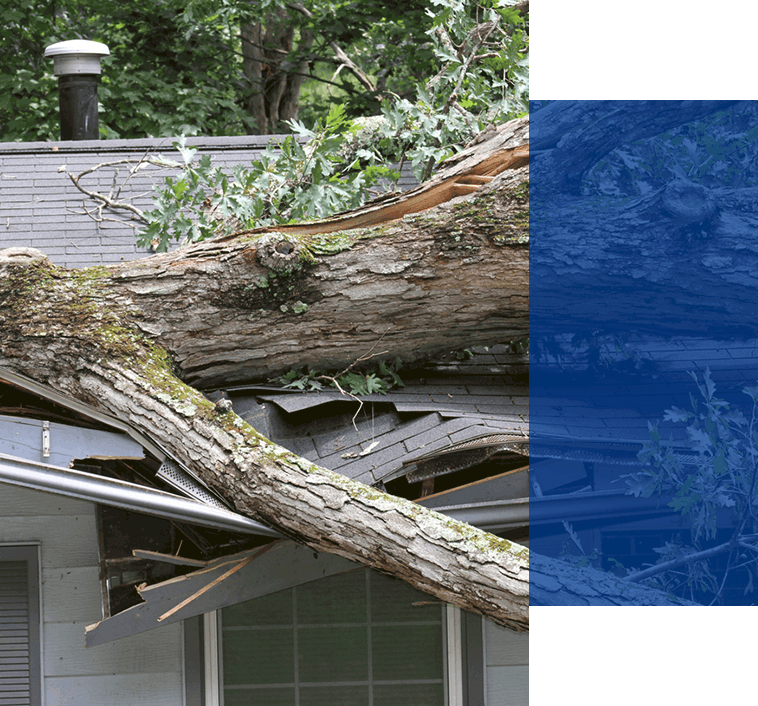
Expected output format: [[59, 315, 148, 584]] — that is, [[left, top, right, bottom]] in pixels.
[[0, 339, 530, 529], [222, 351, 527, 488], [0, 135, 529, 533], [0, 133, 530, 635]]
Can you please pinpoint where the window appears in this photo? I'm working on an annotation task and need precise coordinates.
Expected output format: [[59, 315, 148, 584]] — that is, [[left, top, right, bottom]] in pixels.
[[0, 546, 41, 706], [218, 569, 445, 706]]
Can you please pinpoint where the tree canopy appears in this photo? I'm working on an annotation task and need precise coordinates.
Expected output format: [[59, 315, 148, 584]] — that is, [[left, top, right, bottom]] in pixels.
[[0, 0, 528, 141]]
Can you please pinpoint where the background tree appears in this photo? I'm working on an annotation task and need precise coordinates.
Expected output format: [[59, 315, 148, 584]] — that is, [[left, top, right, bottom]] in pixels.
[[0, 0, 527, 141]]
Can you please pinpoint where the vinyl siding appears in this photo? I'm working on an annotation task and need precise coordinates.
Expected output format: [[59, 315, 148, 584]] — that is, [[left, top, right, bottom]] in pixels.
[[0, 484, 184, 706], [485, 620, 528, 706]]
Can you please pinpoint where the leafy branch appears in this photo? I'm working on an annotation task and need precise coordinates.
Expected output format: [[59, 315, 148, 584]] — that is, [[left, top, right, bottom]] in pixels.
[[279, 355, 404, 397], [56, 0, 528, 253], [377, 0, 528, 181], [140, 104, 400, 251], [620, 369, 758, 602], [279, 340, 403, 431]]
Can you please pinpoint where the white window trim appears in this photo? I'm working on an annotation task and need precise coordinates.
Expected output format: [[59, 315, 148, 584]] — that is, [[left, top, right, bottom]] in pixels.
[[446, 605, 464, 706], [203, 611, 220, 706], [481, 616, 488, 704]]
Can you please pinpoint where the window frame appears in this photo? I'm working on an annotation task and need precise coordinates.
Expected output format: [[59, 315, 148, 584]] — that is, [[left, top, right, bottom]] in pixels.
[[196, 594, 486, 706], [0, 544, 42, 706]]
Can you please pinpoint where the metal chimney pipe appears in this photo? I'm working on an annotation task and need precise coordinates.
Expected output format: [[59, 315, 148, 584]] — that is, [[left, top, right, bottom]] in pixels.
[[44, 40, 110, 141]]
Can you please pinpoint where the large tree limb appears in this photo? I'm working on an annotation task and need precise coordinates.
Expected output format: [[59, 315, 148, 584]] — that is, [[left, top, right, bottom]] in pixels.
[[70, 119, 527, 389], [0, 312, 529, 628], [0, 121, 531, 629], [530, 554, 696, 606], [531, 101, 758, 337]]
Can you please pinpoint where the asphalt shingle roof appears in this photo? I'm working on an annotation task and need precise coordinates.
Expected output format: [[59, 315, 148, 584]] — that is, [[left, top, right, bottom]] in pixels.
[[0, 135, 418, 270], [223, 350, 529, 487]]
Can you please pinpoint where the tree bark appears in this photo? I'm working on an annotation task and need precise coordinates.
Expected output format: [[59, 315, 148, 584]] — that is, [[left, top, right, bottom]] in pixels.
[[239, 2, 379, 135], [0, 121, 530, 630], [241, 22, 268, 134], [241, 7, 311, 134], [530, 553, 697, 606], [531, 100, 758, 337]]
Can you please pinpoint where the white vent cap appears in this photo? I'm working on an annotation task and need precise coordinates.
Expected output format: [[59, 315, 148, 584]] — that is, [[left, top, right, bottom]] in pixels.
[[44, 40, 110, 76]]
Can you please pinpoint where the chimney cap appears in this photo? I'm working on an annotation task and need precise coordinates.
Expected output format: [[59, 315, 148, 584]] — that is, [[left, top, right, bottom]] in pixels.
[[44, 40, 110, 76]]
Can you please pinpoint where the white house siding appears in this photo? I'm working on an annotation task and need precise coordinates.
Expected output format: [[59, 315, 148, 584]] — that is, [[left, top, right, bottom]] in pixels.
[[0, 484, 184, 706], [485, 620, 528, 706]]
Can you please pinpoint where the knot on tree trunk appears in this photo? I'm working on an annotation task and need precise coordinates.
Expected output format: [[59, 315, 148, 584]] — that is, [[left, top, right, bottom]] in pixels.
[[0, 247, 50, 264], [255, 233, 308, 273], [661, 179, 717, 224]]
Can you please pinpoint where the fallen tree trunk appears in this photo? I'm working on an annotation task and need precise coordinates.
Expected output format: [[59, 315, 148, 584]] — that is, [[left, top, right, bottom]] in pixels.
[[531, 100, 758, 337], [530, 554, 697, 606], [33, 120, 528, 389], [0, 120, 530, 629]]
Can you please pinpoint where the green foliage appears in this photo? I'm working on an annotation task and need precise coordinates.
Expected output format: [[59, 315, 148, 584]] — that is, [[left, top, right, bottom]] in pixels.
[[8, 0, 527, 248], [624, 369, 758, 601], [279, 368, 324, 392], [0, 0, 257, 140], [586, 103, 758, 197], [279, 356, 405, 396], [141, 104, 397, 251], [1, 0, 527, 143], [0, 0, 61, 141], [138, 0, 528, 249], [376, 0, 528, 179], [180, 0, 441, 126]]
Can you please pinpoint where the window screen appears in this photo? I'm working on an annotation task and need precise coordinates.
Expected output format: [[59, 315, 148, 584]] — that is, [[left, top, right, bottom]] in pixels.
[[0, 546, 41, 706], [221, 569, 444, 706]]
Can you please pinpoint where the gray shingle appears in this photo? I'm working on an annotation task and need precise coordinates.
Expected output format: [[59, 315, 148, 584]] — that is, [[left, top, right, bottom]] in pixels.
[[1, 135, 420, 270], [404, 417, 478, 453], [312, 411, 399, 458]]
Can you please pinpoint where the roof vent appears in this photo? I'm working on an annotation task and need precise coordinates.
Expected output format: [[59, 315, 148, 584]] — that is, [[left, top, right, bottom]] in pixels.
[[44, 40, 110, 141], [156, 458, 230, 510]]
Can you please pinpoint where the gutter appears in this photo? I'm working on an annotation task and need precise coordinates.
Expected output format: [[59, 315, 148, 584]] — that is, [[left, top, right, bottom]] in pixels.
[[0, 452, 281, 537], [529, 488, 674, 524], [0, 447, 534, 538], [423, 497, 528, 532], [429, 489, 675, 532], [0, 367, 228, 507]]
